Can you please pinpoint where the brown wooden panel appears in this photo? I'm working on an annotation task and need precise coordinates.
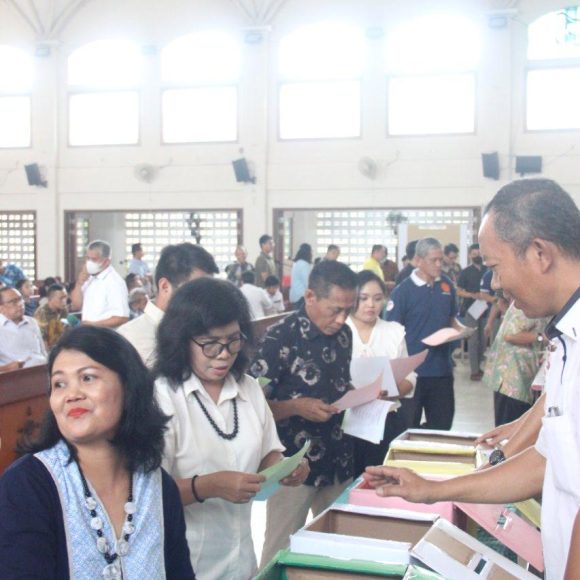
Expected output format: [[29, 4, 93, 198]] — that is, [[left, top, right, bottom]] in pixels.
[[0, 365, 50, 474]]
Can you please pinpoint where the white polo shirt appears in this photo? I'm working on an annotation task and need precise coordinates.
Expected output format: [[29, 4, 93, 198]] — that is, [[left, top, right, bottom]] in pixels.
[[0, 314, 47, 367], [240, 283, 273, 320], [81, 265, 129, 323], [535, 289, 580, 579], [117, 301, 164, 368], [155, 373, 284, 580]]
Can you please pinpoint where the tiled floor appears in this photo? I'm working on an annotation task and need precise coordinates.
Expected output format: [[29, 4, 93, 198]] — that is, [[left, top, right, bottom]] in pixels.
[[251, 356, 495, 564]]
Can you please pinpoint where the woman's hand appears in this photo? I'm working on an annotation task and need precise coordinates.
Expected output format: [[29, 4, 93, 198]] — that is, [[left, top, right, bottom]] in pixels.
[[293, 397, 339, 422], [201, 471, 265, 504], [280, 458, 310, 487], [363, 466, 435, 504]]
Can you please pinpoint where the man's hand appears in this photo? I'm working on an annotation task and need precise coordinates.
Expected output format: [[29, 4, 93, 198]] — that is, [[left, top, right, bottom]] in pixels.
[[475, 422, 519, 448], [202, 471, 265, 504], [483, 321, 493, 338], [293, 397, 339, 422], [280, 458, 310, 487], [363, 466, 436, 504], [76, 264, 90, 285]]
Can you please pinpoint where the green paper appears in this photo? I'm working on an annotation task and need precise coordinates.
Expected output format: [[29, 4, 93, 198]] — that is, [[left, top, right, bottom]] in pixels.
[[255, 441, 311, 501], [258, 377, 272, 387]]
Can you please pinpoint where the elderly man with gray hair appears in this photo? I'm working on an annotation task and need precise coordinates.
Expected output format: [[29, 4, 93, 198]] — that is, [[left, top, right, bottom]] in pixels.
[[386, 237, 468, 430], [70, 239, 129, 328]]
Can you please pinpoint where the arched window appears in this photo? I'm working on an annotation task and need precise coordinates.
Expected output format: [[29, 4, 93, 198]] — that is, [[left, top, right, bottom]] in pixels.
[[0, 46, 33, 148], [526, 6, 580, 131], [67, 39, 142, 146], [161, 31, 240, 143], [278, 22, 365, 140], [385, 14, 480, 135]]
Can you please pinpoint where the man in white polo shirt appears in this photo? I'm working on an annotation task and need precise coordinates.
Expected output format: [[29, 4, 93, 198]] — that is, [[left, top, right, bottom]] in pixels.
[[118, 243, 218, 367], [0, 287, 47, 368], [364, 179, 580, 580], [70, 240, 129, 328]]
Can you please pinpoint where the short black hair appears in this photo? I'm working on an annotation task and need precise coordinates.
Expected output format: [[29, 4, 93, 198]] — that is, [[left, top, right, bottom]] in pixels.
[[241, 270, 255, 285], [265, 275, 280, 287], [259, 234, 272, 247], [485, 178, 580, 259], [371, 244, 385, 255], [354, 270, 386, 311], [468, 243, 480, 252], [405, 240, 418, 260], [125, 273, 139, 288], [154, 278, 254, 389], [46, 283, 65, 299], [154, 242, 219, 288], [19, 327, 168, 473], [327, 244, 339, 252], [15, 278, 30, 291], [293, 243, 312, 263], [444, 243, 459, 255], [308, 260, 358, 299], [131, 243, 142, 255]]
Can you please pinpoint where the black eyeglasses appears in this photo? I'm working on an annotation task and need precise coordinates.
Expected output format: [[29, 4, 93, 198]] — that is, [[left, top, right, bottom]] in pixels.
[[191, 333, 246, 358]]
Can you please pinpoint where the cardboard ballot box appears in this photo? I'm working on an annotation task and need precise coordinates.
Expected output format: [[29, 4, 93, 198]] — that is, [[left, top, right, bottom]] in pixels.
[[348, 478, 457, 524], [290, 505, 438, 565], [393, 429, 480, 447], [411, 518, 539, 579], [454, 502, 544, 572], [383, 447, 477, 477], [255, 549, 444, 580]]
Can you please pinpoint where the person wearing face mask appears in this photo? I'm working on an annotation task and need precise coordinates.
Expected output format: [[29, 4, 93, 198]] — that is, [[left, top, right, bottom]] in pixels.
[[457, 243, 488, 380], [346, 271, 416, 476], [70, 240, 129, 329]]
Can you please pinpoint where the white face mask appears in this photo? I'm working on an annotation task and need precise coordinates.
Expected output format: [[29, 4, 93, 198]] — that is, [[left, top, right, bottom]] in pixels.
[[86, 259, 104, 275]]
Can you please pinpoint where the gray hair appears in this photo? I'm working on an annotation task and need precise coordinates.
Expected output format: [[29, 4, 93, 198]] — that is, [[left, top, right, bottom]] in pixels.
[[129, 287, 148, 306], [87, 240, 111, 259], [415, 238, 442, 259], [485, 179, 580, 259]]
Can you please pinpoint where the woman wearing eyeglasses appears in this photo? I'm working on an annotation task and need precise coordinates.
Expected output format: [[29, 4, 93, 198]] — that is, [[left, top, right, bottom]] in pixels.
[[154, 278, 309, 580]]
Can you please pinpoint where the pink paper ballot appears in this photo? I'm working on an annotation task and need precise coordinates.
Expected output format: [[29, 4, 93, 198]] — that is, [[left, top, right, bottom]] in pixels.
[[333, 373, 382, 411], [390, 350, 428, 383], [422, 327, 473, 346]]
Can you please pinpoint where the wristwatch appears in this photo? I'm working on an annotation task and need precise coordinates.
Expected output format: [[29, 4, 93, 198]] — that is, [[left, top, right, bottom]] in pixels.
[[489, 447, 506, 466]]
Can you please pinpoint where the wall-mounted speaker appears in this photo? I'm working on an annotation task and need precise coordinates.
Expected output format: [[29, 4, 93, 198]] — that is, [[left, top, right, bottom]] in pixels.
[[232, 158, 256, 184], [515, 156, 542, 176], [24, 163, 47, 187], [481, 152, 500, 180]]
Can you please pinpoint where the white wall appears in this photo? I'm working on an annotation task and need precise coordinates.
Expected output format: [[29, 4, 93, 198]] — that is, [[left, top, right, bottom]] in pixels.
[[0, 0, 579, 278]]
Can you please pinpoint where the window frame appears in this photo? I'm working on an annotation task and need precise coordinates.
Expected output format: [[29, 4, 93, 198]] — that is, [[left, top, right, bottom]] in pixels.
[[0, 211, 37, 281]]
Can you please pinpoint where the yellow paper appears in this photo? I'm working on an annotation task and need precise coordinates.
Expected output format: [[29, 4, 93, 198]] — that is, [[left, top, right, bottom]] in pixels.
[[390, 441, 475, 456], [384, 459, 475, 476]]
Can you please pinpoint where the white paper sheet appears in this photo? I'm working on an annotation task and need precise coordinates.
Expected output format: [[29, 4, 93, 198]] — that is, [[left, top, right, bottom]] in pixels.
[[466, 299, 488, 321], [342, 399, 397, 443]]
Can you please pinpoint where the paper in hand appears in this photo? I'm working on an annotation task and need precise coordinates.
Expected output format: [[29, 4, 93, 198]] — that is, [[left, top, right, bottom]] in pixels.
[[350, 357, 397, 396], [342, 400, 397, 443], [422, 327, 474, 347], [333, 373, 382, 412], [467, 299, 488, 321], [255, 440, 311, 501], [390, 350, 428, 383]]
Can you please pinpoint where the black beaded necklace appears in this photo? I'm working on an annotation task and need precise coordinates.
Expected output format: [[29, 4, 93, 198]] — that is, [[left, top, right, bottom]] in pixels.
[[77, 462, 135, 572], [193, 391, 239, 440]]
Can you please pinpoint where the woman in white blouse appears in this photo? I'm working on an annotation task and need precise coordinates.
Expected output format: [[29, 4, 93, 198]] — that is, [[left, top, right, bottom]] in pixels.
[[154, 278, 309, 580], [346, 270, 416, 475]]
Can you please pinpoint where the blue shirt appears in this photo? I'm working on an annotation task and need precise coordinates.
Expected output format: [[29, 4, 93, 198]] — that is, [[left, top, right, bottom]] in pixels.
[[386, 270, 457, 377], [289, 260, 312, 304], [0, 263, 25, 288]]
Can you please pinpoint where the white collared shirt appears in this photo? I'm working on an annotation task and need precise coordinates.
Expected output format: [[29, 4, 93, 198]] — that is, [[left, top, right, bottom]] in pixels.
[[117, 301, 164, 367], [535, 292, 580, 579], [240, 283, 273, 320], [0, 314, 47, 367], [346, 317, 416, 398], [81, 265, 129, 323], [155, 372, 284, 580]]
